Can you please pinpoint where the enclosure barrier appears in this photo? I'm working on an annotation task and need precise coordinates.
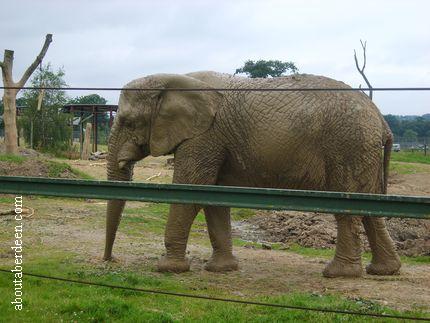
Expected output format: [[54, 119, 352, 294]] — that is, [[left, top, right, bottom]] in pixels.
[[0, 176, 429, 218], [1, 176, 430, 320]]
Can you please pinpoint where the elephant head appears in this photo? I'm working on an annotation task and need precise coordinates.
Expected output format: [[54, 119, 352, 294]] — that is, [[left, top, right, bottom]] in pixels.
[[103, 74, 222, 260]]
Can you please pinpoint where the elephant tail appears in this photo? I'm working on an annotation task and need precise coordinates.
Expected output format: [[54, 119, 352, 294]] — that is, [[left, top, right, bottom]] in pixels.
[[382, 130, 393, 195]]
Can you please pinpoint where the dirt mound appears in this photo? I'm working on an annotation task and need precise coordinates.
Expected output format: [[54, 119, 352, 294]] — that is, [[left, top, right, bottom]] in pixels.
[[0, 156, 82, 179], [0, 144, 40, 158], [234, 211, 430, 257]]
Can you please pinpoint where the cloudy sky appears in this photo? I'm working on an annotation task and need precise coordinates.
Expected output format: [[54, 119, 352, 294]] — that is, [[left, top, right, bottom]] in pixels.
[[1, 0, 429, 115]]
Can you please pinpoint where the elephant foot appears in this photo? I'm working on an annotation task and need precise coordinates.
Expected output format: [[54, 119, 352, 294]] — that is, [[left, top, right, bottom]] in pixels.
[[157, 256, 190, 273], [322, 259, 363, 278], [366, 260, 401, 276], [205, 254, 239, 272]]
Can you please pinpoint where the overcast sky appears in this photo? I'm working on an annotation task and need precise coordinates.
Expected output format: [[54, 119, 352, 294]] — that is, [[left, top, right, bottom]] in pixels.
[[1, 0, 429, 115]]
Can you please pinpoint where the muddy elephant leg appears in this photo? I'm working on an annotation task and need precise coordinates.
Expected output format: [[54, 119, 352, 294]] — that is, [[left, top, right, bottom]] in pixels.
[[323, 215, 363, 278], [157, 203, 201, 273], [204, 206, 238, 272], [363, 217, 401, 275]]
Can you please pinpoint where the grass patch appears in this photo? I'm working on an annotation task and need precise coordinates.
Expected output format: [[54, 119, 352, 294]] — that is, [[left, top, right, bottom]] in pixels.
[[0, 154, 26, 164], [285, 243, 335, 258], [0, 195, 16, 203], [0, 253, 427, 322], [390, 161, 430, 174], [122, 205, 256, 236], [46, 160, 93, 179], [391, 151, 430, 164], [281, 244, 430, 265], [122, 203, 170, 235], [400, 255, 430, 265], [231, 208, 256, 221]]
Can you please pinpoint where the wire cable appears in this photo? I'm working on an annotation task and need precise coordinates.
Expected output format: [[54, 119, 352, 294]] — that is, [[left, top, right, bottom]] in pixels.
[[0, 269, 428, 321], [1, 86, 430, 92]]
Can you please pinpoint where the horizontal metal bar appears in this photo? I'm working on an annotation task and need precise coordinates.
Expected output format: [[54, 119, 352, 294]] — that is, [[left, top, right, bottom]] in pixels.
[[0, 176, 429, 219]]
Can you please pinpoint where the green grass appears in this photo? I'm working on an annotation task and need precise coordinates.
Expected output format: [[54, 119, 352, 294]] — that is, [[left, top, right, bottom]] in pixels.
[[231, 208, 256, 221], [389, 161, 430, 174], [122, 205, 256, 236], [0, 253, 427, 322], [0, 154, 26, 164], [122, 203, 170, 235], [46, 160, 94, 179], [391, 151, 430, 164], [0, 196, 16, 203]]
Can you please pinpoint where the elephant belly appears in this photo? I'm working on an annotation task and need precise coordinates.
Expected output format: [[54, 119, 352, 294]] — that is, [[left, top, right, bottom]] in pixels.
[[217, 149, 327, 191]]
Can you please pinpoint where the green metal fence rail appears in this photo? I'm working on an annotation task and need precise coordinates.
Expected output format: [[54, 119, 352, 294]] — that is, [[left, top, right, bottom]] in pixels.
[[0, 176, 429, 219]]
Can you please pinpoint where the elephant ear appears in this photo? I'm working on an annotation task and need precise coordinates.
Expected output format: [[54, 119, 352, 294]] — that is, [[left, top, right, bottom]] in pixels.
[[149, 74, 222, 156]]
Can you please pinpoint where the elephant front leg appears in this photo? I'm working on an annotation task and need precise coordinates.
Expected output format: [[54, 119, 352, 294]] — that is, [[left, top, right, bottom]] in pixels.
[[204, 206, 238, 272], [363, 217, 401, 275], [157, 203, 200, 273], [323, 215, 363, 278]]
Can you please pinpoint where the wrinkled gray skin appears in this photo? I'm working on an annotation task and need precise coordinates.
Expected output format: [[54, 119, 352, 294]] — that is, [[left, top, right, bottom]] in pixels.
[[104, 71, 401, 278]]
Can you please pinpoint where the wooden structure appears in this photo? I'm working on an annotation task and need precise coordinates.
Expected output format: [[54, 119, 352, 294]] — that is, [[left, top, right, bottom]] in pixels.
[[62, 104, 118, 158]]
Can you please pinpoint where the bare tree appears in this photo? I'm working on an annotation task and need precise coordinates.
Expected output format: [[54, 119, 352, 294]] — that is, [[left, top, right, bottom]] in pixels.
[[0, 34, 52, 154], [354, 40, 373, 100]]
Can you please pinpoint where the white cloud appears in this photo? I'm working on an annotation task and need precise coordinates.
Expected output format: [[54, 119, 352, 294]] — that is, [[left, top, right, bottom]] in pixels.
[[1, 0, 429, 114]]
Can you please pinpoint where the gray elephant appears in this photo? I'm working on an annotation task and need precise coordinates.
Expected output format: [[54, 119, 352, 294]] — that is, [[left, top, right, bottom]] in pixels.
[[103, 71, 401, 278]]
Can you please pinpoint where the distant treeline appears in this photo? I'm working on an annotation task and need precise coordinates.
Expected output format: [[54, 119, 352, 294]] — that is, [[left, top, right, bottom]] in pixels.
[[383, 114, 430, 141]]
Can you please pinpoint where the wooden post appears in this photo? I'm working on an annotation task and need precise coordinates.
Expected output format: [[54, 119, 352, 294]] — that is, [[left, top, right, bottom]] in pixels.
[[79, 112, 83, 158], [81, 123, 92, 160], [93, 107, 98, 152]]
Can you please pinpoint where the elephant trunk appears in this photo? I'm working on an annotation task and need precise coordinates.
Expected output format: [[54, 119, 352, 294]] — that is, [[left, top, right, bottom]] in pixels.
[[103, 125, 134, 260]]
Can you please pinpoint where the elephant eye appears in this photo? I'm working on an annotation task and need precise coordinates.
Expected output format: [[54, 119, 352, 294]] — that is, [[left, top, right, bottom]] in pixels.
[[122, 119, 134, 129]]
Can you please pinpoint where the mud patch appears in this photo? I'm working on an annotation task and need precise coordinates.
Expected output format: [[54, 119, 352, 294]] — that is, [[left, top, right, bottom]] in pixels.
[[234, 211, 430, 257]]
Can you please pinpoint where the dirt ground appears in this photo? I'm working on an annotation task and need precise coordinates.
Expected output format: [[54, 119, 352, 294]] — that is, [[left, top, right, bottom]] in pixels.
[[0, 154, 429, 311], [235, 169, 430, 257]]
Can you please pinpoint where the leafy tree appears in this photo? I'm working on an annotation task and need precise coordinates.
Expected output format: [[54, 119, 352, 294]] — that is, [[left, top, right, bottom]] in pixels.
[[384, 114, 401, 137], [19, 63, 71, 152], [403, 129, 418, 142], [235, 60, 298, 78], [68, 94, 107, 105], [384, 115, 430, 139]]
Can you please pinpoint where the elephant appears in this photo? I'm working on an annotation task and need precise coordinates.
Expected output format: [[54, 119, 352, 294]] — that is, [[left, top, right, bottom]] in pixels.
[[103, 71, 401, 278]]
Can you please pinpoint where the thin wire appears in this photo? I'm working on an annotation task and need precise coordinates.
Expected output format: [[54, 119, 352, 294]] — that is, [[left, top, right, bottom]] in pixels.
[[1, 86, 430, 92], [0, 269, 428, 321]]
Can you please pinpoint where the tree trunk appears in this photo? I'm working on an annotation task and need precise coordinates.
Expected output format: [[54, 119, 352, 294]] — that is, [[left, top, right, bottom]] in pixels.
[[0, 34, 52, 155], [81, 123, 92, 159], [2, 90, 18, 154]]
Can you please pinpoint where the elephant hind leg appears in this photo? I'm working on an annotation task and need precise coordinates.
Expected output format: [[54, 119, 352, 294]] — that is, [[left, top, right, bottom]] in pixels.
[[323, 158, 375, 278], [204, 206, 238, 272], [363, 217, 401, 275], [323, 214, 363, 278]]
